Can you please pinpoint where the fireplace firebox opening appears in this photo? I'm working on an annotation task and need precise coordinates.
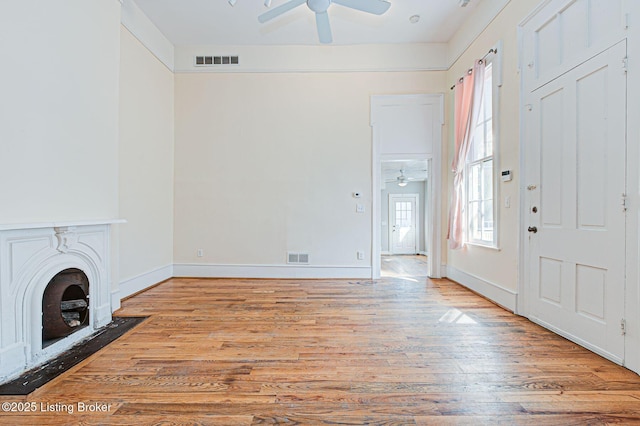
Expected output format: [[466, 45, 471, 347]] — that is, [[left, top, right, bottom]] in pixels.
[[42, 268, 89, 348]]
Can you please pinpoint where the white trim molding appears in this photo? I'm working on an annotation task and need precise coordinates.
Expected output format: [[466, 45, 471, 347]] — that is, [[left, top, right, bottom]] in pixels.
[[440, 264, 448, 278], [173, 263, 372, 279], [446, 0, 511, 68], [446, 265, 517, 312], [113, 264, 174, 309], [0, 219, 125, 231], [529, 315, 623, 367], [120, 0, 175, 71]]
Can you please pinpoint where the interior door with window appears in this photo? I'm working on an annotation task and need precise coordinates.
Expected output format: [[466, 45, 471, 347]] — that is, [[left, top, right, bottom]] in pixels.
[[526, 41, 627, 363], [389, 194, 418, 255]]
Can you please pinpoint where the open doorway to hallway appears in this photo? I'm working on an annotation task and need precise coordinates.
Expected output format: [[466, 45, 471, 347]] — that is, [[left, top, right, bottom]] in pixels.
[[381, 159, 428, 252], [370, 93, 443, 279], [379, 160, 429, 280]]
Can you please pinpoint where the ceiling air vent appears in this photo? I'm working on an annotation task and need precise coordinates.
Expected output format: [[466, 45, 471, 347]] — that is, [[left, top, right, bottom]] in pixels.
[[195, 55, 240, 67]]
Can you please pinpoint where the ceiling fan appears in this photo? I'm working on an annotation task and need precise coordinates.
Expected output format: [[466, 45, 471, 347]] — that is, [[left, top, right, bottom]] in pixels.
[[391, 169, 418, 187], [396, 169, 410, 187], [258, 0, 392, 44]]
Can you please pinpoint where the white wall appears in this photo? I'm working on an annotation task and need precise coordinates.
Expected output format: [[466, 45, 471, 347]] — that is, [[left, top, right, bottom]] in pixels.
[[175, 43, 447, 73], [446, 0, 511, 67], [0, 0, 121, 224], [117, 26, 175, 298], [174, 71, 445, 277]]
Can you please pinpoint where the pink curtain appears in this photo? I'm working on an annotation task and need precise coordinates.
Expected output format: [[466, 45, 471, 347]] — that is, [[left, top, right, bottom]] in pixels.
[[447, 59, 486, 250]]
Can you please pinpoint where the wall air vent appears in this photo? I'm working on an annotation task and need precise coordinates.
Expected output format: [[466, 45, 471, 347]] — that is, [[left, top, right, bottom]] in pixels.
[[287, 252, 310, 264], [195, 55, 240, 67]]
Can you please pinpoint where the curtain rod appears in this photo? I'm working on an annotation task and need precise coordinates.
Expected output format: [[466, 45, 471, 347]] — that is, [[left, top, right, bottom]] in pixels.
[[449, 48, 498, 90]]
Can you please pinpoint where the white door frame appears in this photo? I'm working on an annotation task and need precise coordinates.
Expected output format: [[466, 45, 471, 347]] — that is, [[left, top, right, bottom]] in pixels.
[[371, 94, 443, 279], [389, 193, 420, 255]]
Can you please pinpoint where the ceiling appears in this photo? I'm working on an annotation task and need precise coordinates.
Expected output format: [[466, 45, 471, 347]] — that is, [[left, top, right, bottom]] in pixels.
[[131, 0, 482, 46], [382, 160, 428, 185]]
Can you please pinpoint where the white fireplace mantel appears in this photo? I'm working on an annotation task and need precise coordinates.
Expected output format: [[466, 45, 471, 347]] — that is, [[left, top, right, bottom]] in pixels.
[[0, 220, 122, 382], [0, 219, 125, 232]]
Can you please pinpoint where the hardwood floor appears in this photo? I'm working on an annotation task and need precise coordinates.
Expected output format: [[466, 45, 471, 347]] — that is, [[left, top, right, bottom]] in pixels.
[[381, 255, 429, 278], [3, 272, 640, 424]]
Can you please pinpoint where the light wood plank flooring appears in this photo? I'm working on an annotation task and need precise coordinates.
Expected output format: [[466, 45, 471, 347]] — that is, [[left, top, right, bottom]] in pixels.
[[381, 255, 429, 278], [2, 271, 640, 424]]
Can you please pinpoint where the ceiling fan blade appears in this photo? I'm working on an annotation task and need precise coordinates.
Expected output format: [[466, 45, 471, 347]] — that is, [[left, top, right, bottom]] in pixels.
[[332, 0, 391, 15], [258, 0, 306, 23], [315, 11, 333, 44]]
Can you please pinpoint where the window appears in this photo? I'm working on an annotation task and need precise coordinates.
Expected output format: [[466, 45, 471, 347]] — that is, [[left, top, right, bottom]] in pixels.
[[466, 61, 497, 247]]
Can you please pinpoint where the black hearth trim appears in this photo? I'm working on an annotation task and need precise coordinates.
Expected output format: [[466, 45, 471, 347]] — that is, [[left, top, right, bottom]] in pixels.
[[0, 316, 147, 395]]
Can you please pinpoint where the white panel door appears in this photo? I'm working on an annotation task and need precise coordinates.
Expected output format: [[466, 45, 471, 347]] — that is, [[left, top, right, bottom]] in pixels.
[[389, 195, 418, 255], [526, 41, 627, 363]]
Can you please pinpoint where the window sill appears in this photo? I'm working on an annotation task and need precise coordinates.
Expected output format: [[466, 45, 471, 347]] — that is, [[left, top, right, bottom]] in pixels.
[[465, 241, 500, 251]]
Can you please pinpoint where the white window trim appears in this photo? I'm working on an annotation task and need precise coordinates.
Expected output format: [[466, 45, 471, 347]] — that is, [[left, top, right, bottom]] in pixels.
[[465, 42, 502, 249]]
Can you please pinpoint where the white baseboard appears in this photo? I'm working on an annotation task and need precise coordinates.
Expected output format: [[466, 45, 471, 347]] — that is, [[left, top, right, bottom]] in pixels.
[[113, 264, 174, 310], [111, 264, 516, 311], [445, 265, 517, 312], [173, 263, 372, 279], [111, 290, 122, 313], [528, 315, 623, 366]]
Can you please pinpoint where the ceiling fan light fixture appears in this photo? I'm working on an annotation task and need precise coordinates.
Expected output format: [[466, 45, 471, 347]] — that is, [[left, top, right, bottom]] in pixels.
[[397, 169, 410, 187]]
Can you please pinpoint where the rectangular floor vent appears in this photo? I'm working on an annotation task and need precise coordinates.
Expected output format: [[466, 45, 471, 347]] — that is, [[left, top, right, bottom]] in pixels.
[[287, 252, 310, 264], [195, 55, 239, 66]]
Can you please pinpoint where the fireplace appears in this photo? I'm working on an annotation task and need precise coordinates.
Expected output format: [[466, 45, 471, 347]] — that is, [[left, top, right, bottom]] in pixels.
[[0, 221, 120, 382], [42, 268, 90, 347]]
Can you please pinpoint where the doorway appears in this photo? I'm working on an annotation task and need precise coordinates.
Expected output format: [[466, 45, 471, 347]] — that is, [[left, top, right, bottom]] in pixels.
[[523, 41, 627, 364], [370, 94, 444, 279], [381, 160, 428, 258], [519, 0, 633, 368]]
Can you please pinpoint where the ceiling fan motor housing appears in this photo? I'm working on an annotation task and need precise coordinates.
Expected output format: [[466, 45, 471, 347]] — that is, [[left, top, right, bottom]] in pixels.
[[307, 0, 331, 13]]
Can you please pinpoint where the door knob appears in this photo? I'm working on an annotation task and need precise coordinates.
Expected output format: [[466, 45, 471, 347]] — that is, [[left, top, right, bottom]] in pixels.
[[528, 226, 538, 233]]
